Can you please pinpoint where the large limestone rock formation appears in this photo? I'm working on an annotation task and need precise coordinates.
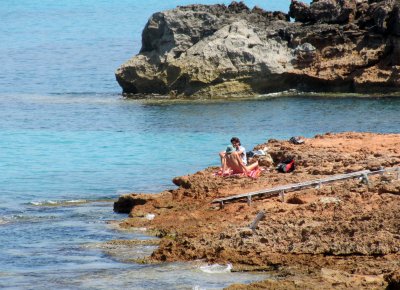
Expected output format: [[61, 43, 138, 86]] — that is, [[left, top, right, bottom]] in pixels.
[[116, 1, 400, 98]]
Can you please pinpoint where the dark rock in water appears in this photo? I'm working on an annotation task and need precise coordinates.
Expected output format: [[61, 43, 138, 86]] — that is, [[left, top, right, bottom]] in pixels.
[[114, 194, 147, 213], [115, 0, 400, 98]]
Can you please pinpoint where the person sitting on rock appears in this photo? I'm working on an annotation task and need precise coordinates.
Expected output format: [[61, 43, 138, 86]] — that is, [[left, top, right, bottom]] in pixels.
[[219, 137, 247, 166], [221, 145, 259, 176]]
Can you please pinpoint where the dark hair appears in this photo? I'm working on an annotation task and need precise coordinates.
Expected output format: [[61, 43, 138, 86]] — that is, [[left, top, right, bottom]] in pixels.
[[230, 137, 241, 145]]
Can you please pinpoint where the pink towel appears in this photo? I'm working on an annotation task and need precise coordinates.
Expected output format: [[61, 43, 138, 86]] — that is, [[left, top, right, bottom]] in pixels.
[[214, 167, 263, 179]]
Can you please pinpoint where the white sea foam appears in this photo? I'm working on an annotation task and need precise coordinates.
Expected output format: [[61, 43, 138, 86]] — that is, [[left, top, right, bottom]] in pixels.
[[258, 89, 300, 98], [30, 200, 57, 206], [30, 199, 87, 206], [192, 286, 207, 290], [65, 199, 87, 203], [199, 263, 232, 274]]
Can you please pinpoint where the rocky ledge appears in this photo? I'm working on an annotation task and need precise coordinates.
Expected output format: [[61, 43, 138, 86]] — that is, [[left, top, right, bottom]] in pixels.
[[113, 132, 400, 289], [116, 0, 400, 99]]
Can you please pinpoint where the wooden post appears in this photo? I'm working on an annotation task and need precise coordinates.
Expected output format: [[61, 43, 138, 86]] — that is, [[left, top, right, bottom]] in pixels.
[[247, 195, 252, 206], [361, 173, 369, 185], [280, 190, 285, 202], [249, 211, 265, 231], [220, 201, 224, 209]]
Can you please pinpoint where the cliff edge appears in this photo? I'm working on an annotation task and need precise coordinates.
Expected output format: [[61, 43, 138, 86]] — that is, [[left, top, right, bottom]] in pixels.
[[115, 0, 400, 98]]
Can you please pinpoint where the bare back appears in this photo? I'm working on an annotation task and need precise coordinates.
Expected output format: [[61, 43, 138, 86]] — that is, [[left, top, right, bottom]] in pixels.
[[222, 151, 259, 175], [224, 152, 247, 174]]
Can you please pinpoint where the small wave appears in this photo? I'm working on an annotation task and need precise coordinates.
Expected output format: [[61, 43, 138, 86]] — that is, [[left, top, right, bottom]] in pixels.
[[259, 90, 400, 99], [199, 263, 232, 274], [192, 286, 207, 290], [258, 89, 301, 98], [0, 213, 58, 225], [29, 199, 87, 206]]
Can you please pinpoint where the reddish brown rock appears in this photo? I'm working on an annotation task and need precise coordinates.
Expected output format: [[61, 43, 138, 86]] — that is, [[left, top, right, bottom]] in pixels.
[[115, 133, 400, 288]]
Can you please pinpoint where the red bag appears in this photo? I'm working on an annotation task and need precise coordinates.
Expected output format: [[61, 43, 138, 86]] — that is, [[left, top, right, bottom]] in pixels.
[[277, 158, 295, 173]]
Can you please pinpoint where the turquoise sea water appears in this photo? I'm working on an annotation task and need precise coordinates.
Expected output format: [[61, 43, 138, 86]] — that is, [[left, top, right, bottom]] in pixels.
[[0, 0, 399, 289]]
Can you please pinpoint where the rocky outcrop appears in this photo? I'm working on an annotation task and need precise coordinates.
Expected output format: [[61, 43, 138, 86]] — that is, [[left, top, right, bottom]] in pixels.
[[115, 132, 400, 289], [289, 0, 356, 24], [115, 0, 400, 98]]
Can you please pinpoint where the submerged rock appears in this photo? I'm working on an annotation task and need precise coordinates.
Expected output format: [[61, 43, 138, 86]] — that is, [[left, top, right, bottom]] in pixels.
[[116, 1, 400, 98]]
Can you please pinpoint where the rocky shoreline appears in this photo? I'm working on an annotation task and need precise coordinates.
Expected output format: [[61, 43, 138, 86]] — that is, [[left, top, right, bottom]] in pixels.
[[116, 0, 400, 99], [113, 132, 400, 289]]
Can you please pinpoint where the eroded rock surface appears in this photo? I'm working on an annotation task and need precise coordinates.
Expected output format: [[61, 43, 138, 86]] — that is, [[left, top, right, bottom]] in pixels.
[[116, 1, 400, 98], [114, 132, 400, 289]]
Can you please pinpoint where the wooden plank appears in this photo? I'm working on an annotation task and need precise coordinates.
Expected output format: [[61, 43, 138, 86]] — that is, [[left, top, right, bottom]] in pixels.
[[212, 169, 372, 204], [213, 167, 400, 208], [368, 167, 398, 176]]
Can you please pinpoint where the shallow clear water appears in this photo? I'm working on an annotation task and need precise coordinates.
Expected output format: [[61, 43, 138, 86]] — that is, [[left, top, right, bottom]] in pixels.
[[0, 200, 266, 289], [1, 94, 399, 289], [0, 0, 398, 289]]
